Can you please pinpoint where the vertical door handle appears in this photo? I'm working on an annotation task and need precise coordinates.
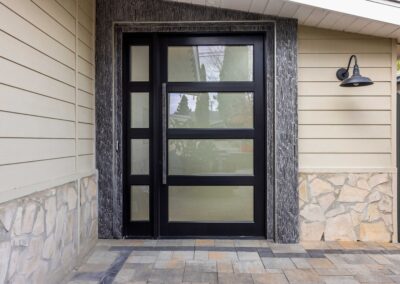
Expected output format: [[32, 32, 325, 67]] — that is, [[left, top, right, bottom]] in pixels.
[[162, 83, 167, 185]]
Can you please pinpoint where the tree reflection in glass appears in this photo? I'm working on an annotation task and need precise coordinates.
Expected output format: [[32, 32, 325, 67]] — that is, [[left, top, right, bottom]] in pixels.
[[168, 45, 253, 82], [167, 44, 255, 177], [169, 92, 253, 129]]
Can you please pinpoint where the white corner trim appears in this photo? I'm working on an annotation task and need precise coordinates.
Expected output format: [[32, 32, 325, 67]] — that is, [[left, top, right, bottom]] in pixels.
[[391, 38, 398, 243]]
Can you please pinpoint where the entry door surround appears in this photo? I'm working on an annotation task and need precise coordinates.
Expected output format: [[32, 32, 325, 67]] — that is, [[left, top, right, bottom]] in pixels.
[[109, 20, 298, 243]]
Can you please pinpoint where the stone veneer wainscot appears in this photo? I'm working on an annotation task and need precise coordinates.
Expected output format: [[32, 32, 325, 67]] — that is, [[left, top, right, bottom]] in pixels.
[[0, 175, 98, 283], [299, 173, 393, 242]]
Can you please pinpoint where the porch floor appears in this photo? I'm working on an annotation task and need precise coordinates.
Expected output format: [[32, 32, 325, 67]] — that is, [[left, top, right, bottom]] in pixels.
[[65, 239, 400, 284]]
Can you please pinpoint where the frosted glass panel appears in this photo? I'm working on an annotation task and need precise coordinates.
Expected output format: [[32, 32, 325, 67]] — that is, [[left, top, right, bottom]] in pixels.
[[131, 139, 149, 175], [131, 186, 149, 221], [169, 139, 253, 175], [169, 92, 253, 128], [131, 92, 149, 128], [130, 46, 149, 81], [169, 186, 254, 222], [168, 46, 253, 82]]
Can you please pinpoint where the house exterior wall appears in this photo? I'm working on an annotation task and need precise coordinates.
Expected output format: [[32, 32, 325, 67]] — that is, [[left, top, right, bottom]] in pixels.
[[298, 26, 398, 241], [0, 0, 97, 282]]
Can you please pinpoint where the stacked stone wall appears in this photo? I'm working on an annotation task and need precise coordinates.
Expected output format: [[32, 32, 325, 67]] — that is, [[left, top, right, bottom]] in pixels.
[[299, 173, 393, 242], [80, 176, 98, 258], [0, 175, 97, 284]]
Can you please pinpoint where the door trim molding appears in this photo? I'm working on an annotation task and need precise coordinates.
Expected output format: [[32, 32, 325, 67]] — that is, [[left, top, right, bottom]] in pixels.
[[100, 18, 298, 242]]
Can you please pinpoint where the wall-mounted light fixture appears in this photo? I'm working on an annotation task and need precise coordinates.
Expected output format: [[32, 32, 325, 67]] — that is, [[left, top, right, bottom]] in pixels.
[[336, 55, 374, 87]]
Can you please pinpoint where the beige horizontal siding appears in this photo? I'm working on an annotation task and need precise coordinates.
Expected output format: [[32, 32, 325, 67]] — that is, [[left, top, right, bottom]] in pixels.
[[0, 157, 76, 193], [298, 67, 391, 82], [77, 0, 95, 173], [78, 124, 94, 139], [0, 30, 75, 85], [78, 106, 93, 124], [299, 139, 391, 153], [299, 39, 392, 53], [1, 0, 76, 50], [0, 0, 95, 196], [32, 0, 76, 34], [298, 97, 391, 110], [79, 0, 94, 20], [56, 0, 76, 17], [78, 139, 94, 155], [0, 139, 75, 165], [78, 56, 94, 79], [78, 154, 95, 172], [78, 39, 93, 63], [0, 84, 75, 121], [78, 6, 93, 33], [299, 110, 391, 125], [299, 82, 391, 96], [298, 54, 392, 68], [298, 26, 395, 170], [298, 26, 377, 40], [299, 125, 391, 139], [78, 73, 94, 94], [300, 154, 392, 168], [0, 4, 75, 68], [77, 90, 94, 108], [0, 112, 76, 138], [0, 57, 75, 103], [78, 23, 92, 47]]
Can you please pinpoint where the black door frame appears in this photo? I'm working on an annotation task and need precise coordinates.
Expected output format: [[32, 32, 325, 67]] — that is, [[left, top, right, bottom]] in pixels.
[[123, 35, 157, 237], [397, 91, 400, 242], [123, 32, 266, 238], [110, 20, 299, 242]]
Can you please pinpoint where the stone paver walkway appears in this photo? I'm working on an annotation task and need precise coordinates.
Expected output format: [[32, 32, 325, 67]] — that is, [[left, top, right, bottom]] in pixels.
[[65, 239, 400, 284]]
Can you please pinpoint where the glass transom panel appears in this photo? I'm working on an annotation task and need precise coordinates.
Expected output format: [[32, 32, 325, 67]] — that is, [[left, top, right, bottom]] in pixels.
[[168, 45, 253, 82], [130, 46, 149, 82]]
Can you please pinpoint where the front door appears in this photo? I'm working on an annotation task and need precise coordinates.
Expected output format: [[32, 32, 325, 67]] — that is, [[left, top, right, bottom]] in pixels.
[[123, 34, 265, 237]]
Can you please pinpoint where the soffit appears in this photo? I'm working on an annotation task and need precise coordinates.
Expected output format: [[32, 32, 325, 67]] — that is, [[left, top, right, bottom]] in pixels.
[[169, 0, 400, 43]]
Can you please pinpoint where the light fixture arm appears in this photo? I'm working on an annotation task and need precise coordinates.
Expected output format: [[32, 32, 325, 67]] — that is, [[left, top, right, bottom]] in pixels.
[[336, 54, 358, 81], [344, 55, 358, 74]]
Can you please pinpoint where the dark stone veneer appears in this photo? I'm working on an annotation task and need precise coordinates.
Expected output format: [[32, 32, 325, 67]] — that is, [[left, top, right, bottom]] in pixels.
[[96, 0, 298, 243]]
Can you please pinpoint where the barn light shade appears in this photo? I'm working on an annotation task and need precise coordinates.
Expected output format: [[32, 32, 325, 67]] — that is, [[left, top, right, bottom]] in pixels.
[[336, 55, 374, 87]]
